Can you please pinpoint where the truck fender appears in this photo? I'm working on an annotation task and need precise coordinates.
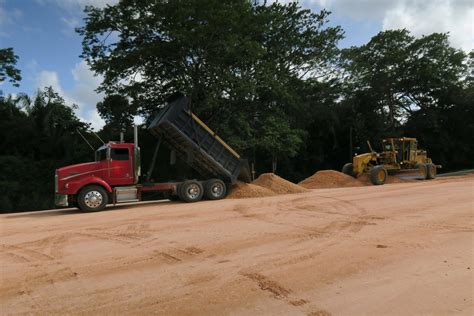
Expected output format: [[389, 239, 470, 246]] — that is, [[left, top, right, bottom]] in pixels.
[[69, 176, 113, 195]]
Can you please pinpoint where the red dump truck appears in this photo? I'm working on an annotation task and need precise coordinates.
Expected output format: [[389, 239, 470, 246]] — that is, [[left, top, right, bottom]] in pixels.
[[55, 96, 250, 211]]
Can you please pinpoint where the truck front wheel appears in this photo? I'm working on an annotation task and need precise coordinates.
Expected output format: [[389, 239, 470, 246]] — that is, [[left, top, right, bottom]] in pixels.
[[178, 180, 204, 203], [77, 185, 108, 212], [204, 179, 227, 200]]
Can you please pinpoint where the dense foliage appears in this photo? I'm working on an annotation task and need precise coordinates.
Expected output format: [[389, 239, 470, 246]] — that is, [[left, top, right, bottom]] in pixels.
[[77, 0, 343, 169], [0, 88, 94, 211], [1, 0, 472, 212]]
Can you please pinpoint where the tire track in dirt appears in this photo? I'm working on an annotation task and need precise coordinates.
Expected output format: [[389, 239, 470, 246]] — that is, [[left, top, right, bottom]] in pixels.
[[0, 251, 85, 314], [206, 194, 378, 264], [241, 271, 332, 313], [75, 245, 207, 279], [414, 222, 473, 233], [0, 243, 55, 262]]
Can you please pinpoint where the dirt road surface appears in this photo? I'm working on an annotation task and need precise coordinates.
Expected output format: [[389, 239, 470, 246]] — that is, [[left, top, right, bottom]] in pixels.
[[1, 176, 473, 315]]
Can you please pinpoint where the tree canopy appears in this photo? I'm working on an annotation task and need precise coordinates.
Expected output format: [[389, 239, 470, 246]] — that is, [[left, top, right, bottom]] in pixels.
[[0, 87, 95, 212], [0, 48, 22, 89], [342, 30, 469, 131], [77, 0, 343, 165]]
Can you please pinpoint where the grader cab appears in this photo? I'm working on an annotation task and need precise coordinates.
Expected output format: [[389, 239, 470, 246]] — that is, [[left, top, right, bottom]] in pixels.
[[342, 137, 440, 185]]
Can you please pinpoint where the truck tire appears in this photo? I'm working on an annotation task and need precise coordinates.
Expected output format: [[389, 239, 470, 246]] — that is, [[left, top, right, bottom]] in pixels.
[[77, 185, 108, 212], [370, 165, 387, 185], [426, 163, 437, 179], [204, 179, 227, 200], [178, 180, 204, 203], [417, 163, 428, 179], [342, 163, 355, 177]]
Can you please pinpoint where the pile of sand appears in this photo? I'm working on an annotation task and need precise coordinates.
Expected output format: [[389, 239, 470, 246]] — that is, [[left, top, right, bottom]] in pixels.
[[300, 169, 414, 189], [229, 169, 412, 198], [227, 173, 308, 199], [253, 173, 309, 194], [299, 170, 366, 189], [227, 181, 276, 199]]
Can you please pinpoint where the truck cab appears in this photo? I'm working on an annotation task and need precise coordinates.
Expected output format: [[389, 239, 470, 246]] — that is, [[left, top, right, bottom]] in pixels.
[[55, 142, 139, 209]]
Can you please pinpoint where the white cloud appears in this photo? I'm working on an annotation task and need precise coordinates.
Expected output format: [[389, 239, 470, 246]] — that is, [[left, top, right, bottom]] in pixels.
[[308, 0, 393, 20], [35, 0, 118, 10], [35, 62, 105, 130], [299, 0, 473, 51], [36, 71, 62, 92], [382, 0, 473, 51], [61, 16, 80, 34]]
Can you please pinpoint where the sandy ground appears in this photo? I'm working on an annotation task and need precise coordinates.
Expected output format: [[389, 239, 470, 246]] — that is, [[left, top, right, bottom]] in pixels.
[[1, 176, 473, 315]]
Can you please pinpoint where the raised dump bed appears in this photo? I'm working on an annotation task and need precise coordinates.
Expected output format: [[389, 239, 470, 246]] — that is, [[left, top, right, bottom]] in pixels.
[[148, 96, 250, 184]]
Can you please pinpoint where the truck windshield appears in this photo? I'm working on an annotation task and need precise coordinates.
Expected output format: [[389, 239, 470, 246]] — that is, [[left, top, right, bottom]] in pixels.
[[95, 148, 107, 161]]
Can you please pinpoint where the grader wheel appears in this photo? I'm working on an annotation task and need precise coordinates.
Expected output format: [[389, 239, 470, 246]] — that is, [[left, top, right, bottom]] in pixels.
[[342, 163, 355, 177], [417, 163, 428, 180], [426, 163, 437, 179], [370, 165, 387, 185]]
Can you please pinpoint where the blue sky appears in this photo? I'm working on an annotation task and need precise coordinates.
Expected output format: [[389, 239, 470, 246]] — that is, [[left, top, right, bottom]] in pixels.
[[1, 0, 472, 129]]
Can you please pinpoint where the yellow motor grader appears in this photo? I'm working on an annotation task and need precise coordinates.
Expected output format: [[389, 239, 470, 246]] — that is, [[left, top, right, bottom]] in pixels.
[[342, 137, 441, 185]]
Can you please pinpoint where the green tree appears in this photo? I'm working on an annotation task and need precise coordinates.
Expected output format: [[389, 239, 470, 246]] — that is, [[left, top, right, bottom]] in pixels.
[[342, 30, 467, 131], [0, 87, 93, 212], [0, 48, 22, 87], [77, 0, 343, 170], [257, 113, 305, 172], [97, 94, 137, 130]]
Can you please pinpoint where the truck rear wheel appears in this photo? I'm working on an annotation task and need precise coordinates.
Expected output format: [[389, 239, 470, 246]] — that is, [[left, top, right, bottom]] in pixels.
[[370, 165, 387, 185], [178, 180, 204, 203], [342, 163, 355, 177], [426, 163, 437, 179], [77, 185, 108, 212], [204, 179, 227, 200]]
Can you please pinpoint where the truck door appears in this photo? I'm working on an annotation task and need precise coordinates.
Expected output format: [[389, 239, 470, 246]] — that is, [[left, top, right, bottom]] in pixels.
[[108, 147, 133, 183]]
